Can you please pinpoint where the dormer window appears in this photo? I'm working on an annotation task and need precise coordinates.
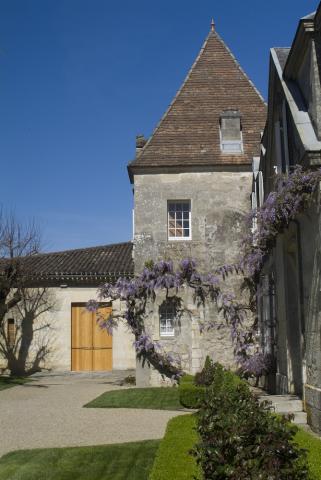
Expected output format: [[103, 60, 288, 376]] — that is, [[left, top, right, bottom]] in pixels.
[[220, 110, 243, 154]]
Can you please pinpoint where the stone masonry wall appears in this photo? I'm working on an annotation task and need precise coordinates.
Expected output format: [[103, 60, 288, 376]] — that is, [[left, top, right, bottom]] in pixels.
[[133, 170, 252, 385]]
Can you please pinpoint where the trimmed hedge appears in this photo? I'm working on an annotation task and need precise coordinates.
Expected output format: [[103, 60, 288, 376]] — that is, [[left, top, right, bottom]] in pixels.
[[179, 382, 206, 409], [180, 374, 194, 384], [149, 414, 201, 480], [178, 360, 241, 409]]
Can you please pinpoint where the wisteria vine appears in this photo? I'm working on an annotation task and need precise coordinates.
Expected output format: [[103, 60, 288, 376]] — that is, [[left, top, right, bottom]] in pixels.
[[89, 165, 321, 380]]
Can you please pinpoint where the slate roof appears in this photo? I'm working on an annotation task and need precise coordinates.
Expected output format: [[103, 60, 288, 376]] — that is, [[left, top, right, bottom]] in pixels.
[[128, 27, 266, 178], [13, 242, 134, 286], [274, 48, 290, 71]]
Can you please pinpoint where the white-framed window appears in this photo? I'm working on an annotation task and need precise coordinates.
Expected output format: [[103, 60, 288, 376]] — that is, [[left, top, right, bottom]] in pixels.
[[159, 301, 176, 337], [220, 111, 243, 154], [168, 200, 191, 240]]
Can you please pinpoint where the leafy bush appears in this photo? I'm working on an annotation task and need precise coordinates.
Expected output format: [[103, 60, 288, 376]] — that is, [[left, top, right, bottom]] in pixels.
[[193, 376, 309, 479], [194, 356, 224, 387], [179, 360, 241, 409]]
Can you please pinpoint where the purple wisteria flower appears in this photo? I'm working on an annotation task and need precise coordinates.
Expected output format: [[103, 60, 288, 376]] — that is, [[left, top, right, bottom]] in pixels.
[[91, 166, 321, 381], [86, 299, 99, 312]]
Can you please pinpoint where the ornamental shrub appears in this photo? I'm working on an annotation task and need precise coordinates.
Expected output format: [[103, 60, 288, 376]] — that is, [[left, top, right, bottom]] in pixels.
[[194, 356, 224, 387], [194, 357, 244, 393], [193, 377, 309, 479]]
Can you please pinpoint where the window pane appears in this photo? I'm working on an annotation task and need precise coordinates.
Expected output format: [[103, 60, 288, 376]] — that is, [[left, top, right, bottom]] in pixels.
[[221, 117, 241, 141], [159, 302, 175, 336], [222, 141, 242, 152], [167, 201, 191, 239]]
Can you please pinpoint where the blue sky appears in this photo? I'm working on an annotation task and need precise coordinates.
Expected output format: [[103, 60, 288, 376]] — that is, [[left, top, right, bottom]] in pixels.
[[0, 0, 317, 252]]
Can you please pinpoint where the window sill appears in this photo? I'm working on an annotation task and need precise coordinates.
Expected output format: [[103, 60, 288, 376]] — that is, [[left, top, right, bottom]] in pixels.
[[168, 237, 192, 242], [220, 151, 244, 155]]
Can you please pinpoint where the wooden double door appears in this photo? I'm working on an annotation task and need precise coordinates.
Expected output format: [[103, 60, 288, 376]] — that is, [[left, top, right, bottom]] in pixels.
[[71, 305, 112, 371]]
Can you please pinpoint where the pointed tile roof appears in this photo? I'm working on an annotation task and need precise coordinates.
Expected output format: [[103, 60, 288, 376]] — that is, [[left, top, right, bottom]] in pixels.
[[128, 27, 266, 179]]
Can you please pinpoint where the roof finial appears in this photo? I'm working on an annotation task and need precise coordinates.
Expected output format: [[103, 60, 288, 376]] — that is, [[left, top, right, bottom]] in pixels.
[[210, 18, 215, 32]]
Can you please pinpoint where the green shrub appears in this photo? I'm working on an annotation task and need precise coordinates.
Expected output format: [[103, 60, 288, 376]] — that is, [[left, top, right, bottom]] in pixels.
[[149, 414, 201, 480], [194, 357, 224, 387], [179, 382, 206, 409], [193, 379, 309, 479], [180, 374, 195, 384]]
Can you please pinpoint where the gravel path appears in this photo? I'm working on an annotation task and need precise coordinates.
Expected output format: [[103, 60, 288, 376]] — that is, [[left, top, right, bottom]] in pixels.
[[0, 371, 184, 457]]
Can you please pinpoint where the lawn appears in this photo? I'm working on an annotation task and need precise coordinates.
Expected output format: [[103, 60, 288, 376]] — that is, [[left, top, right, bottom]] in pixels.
[[150, 414, 201, 480], [0, 440, 160, 480], [295, 428, 321, 480], [85, 387, 183, 410], [0, 376, 30, 391]]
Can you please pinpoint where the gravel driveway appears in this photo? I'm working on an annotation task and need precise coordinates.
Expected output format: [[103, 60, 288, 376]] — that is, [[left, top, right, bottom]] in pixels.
[[0, 371, 183, 457]]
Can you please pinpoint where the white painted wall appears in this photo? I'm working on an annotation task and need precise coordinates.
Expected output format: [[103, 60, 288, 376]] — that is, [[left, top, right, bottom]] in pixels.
[[0, 286, 136, 372]]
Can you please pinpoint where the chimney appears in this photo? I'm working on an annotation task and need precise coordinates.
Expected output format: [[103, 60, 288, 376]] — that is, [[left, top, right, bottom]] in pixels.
[[136, 134, 147, 155]]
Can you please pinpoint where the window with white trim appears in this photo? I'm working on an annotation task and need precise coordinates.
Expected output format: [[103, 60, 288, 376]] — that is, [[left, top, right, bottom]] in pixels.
[[168, 201, 191, 240], [159, 301, 176, 337], [220, 111, 243, 153]]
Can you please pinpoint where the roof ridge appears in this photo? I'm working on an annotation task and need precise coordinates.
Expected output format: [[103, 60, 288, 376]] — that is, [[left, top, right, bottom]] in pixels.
[[31, 241, 132, 258], [214, 30, 266, 105]]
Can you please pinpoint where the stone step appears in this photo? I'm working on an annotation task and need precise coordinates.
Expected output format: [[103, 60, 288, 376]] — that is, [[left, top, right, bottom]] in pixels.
[[272, 400, 303, 414], [258, 394, 307, 424], [259, 396, 302, 412], [259, 394, 301, 402], [291, 412, 308, 424]]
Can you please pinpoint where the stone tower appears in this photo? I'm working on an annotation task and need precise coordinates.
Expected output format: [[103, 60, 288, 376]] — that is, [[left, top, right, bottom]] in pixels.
[[128, 23, 266, 385]]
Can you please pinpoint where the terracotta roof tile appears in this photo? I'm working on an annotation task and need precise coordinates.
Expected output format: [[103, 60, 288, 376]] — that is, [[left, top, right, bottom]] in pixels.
[[13, 242, 133, 285], [128, 29, 266, 177]]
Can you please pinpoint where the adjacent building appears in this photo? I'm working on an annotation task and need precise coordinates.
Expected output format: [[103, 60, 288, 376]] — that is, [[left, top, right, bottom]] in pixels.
[[255, 3, 321, 434], [0, 243, 136, 373]]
